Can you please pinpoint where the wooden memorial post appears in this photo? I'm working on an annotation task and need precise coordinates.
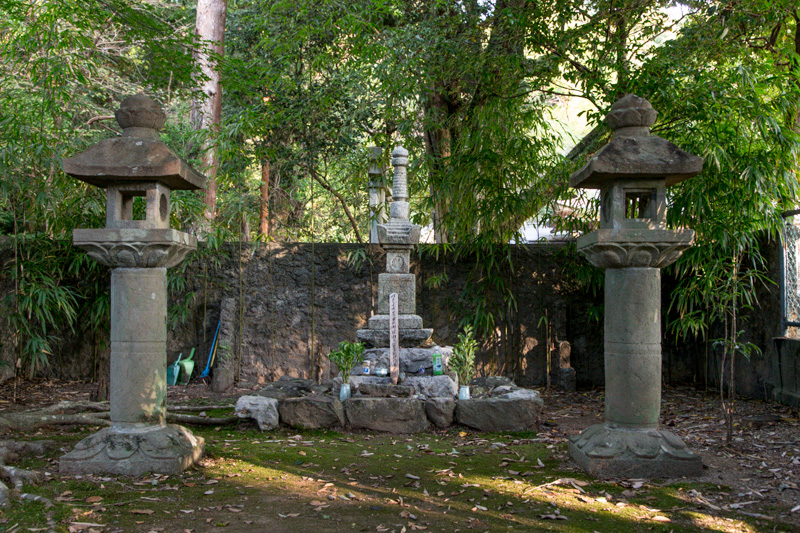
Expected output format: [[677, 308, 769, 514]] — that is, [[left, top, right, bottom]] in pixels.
[[389, 292, 399, 384]]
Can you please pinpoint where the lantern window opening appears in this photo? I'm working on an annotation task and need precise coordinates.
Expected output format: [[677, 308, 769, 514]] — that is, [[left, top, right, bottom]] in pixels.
[[624, 190, 656, 220]]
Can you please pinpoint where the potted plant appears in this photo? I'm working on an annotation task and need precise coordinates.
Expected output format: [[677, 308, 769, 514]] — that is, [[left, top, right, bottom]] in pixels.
[[450, 325, 477, 399], [329, 341, 365, 401]]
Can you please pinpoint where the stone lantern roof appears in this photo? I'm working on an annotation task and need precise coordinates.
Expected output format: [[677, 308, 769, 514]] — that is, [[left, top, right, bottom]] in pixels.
[[62, 94, 205, 191], [569, 94, 703, 189]]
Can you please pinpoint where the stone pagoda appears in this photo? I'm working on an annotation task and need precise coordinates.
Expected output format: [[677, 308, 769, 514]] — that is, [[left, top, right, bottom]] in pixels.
[[59, 94, 205, 475], [568, 94, 703, 478], [357, 146, 432, 348]]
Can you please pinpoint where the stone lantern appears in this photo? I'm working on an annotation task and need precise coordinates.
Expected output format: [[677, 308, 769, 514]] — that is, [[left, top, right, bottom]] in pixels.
[[59, 94, 205, 475], [568, 94, 703, 478]]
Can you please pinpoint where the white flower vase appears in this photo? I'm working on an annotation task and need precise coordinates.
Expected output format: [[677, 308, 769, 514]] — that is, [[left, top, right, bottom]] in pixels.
[[339, 382, 351, 401], [458, 385, 470, 400]]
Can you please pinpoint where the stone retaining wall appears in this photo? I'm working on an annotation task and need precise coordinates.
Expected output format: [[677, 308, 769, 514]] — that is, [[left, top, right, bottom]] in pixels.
[[0, 239, 785, 398]]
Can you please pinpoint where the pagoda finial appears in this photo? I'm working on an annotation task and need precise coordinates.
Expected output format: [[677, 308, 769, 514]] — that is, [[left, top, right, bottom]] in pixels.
[[115, 94, 166, 137], [605, 94, 657, 137]]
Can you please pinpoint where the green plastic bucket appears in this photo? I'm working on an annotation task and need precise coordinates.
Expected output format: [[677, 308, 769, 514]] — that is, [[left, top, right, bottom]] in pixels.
[[177, 348, 195, 385]]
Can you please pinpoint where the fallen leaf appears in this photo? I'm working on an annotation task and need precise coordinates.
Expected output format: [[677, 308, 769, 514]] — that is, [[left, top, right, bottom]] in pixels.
[[539, 514, 567, 520], [131, 509, 155, 515], [405, 474, 420, 480], [68, 523, 106, 532], [85, 496, 103, 504]]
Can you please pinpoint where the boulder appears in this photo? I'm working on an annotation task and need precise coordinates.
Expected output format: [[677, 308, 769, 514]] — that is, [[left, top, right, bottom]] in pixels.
[[354, 346, 453, 376], [255, 376, 324, 401], [211, 364, 235, 393], [358, 383, 415, 398], [235, 395, 279, 431], [471, 376, 514, 389], [345, 398, 429, 433], [404, 375, 457, 399], [279, 395, 345, 429], [425, 398, 455, 428], [456, 389, 543, 432]]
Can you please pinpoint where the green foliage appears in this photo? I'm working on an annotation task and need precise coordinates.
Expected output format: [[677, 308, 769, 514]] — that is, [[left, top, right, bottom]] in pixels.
[[450, 325, 478, 386], [0, 0, 198, 376], [328, 341, 365, 384]]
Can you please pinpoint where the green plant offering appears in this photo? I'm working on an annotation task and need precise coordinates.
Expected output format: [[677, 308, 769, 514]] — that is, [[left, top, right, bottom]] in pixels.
[[328, 341, 365, 384], [450, 325, 477, 386]]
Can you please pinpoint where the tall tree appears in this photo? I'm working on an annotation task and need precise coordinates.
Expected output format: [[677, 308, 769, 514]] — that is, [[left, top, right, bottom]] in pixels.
[[192, 0, 228, 222]]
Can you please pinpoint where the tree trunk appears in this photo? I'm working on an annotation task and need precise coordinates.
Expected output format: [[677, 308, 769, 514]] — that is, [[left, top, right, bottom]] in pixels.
[[423, 90, 452, 244], [793, 10, 800, 131], [259, 159, 270, 237], [191, 0, 228, 222]]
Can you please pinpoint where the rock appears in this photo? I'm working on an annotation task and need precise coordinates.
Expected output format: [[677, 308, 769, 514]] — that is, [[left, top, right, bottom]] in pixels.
[[471, 376, 513, 389], [354, 347, 453, 376], [404, 375, 457, 399], [211, 364, 235, 393], [490, 385, 517, 396], [356, 328, 432, 348], [255, 376, 319, 401], [279, 395, 345, 429], [235, 395, 279, 431], [358, 383, 415, 397], [345, 398, 429, 433], [558, 367, 576, 392], [333, 375, 383, 395], [456, 389, 543, 432], [425, 398, 455, 428]]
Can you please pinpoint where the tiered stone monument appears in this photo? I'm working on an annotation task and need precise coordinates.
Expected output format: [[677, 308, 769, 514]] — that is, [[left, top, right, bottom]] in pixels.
[[357, 146, 432, 348], [568, 94, 704, 478], [59, 94, 205, 475]]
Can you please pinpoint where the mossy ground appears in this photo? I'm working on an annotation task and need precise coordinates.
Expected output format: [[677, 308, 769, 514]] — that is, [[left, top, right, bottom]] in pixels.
[[1, 422, 790, 532]]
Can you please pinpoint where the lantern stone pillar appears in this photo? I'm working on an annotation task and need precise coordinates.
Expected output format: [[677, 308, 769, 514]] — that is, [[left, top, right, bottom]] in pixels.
[[59, 95, 205, 476], [357, 146, 432, 347], [567, 95, 704, 478]]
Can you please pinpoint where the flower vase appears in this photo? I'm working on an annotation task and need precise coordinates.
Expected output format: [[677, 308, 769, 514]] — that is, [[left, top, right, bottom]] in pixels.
[[339, 382, 351, 401]]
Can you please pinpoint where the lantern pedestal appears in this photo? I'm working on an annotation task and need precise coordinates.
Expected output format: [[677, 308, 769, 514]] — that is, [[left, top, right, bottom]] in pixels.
[[60, 424, 203, 476], [568, 425, 702, 479]]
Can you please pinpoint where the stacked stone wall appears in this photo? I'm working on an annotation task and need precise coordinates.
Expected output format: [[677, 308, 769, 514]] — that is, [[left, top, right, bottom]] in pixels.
[[0, 239, 785, 398]]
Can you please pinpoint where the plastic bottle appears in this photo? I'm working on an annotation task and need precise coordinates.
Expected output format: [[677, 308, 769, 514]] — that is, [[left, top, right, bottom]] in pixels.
[[432, 353, 443, 376]]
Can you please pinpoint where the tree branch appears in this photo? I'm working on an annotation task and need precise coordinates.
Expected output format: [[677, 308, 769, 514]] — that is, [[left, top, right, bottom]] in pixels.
[[307, 165, 365, 244]]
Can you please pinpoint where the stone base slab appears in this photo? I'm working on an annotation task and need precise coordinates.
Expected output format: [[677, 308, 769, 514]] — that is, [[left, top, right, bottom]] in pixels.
[[345, 398, 429, 433], [568, 424, 702, 479], [355, 346, 453, 375], [368, 314, 423, 330], [356, 328, 432, 348], [60, 424, 204, 476]]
